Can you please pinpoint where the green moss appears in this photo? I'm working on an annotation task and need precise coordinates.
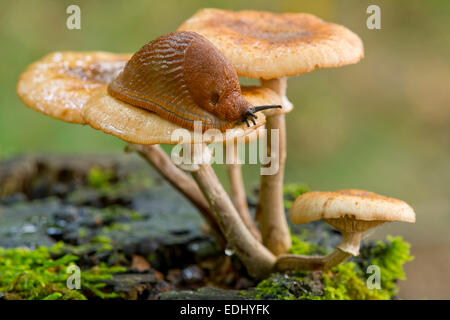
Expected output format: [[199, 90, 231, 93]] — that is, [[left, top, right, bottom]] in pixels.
[[254, 236, 413, 300], [125, 171, 155, 189], [102, 223, 131, 232], [77, 227, 89, 239], [355, 236, 413, 297], [86, 167, 154, 198], [254, 274, 297, 300], [97, 206, 143, 222], [87, 166, 115, 191], [289, 233, 328, 256], [0, 243, 125, 300], [90, 236, 114, 252], [321, 262, 388, 300], [283, 183, 309, 209]]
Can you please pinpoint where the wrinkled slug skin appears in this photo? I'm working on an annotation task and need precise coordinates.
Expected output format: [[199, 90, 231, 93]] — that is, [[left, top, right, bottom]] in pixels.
[[108, 32, 251, 132]]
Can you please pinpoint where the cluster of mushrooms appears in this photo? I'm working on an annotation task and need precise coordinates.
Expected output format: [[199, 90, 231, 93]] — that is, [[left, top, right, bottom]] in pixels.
[[16, 9, 415, 278]]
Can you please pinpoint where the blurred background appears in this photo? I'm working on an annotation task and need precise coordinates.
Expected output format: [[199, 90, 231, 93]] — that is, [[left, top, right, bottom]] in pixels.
[[0, 0, 449, 299]]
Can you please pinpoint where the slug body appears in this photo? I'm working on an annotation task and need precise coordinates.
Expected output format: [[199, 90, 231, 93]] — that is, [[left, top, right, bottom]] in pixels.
[[108, 31, 254, 132]]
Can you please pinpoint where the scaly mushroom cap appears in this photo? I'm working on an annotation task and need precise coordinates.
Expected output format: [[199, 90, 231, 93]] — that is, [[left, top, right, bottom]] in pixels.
[[290, 189, 416, 232], [178, 9, 364, 80], [16, 51, 131, 124], [84, 85, 272, 145]]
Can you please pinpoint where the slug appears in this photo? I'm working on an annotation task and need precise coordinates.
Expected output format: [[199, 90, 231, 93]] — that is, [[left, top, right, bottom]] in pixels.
[[108, 31, 280, 132]]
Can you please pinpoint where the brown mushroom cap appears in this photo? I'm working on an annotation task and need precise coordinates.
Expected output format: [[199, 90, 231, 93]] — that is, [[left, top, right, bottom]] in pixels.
[[84, 85, 276, 145], [290, 189, 416, 232], [17, 51, 131, 124], [178, 9, 364, 80]]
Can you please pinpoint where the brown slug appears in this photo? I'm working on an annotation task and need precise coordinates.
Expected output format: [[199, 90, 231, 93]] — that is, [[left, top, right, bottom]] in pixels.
[[108, 31, 280, 132]]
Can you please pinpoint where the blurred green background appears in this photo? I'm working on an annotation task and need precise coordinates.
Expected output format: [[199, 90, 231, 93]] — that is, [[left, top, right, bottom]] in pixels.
[[1, 0, 449, 299]]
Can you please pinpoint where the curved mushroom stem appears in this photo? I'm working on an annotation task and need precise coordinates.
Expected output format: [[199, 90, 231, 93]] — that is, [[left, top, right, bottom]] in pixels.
[[125, 143, 225, 247], [336, 231, 362, 256], [274, 232, 362, 272], [256, 77, 291, 255], [226, 142, 262, 242], [186, 144, 276, 278]]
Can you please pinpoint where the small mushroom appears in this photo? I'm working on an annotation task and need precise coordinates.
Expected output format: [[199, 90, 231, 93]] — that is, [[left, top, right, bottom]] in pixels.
[[275, 189, 416, 271], [179, 9, 364, 255]]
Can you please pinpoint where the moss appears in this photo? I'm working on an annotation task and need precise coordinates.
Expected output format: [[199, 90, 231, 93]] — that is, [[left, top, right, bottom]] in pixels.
[[283, 183, 309, 209], [77, 227, 89, 239], [47, 236, 115, 259], [254, 274, 297, 300], [254, 236, 413, 300], [102, 223, 131, 232], [355, 236, 413, 297], [124, 171, 154, 189], [97, 206, 143, 222], [289, 233, 328, 255], [87, 166, 116, 191], [0, 243, 125, 300], [90, 236, 114, 252], [321, 262, 388, 300], [86, 167, 154, 202]]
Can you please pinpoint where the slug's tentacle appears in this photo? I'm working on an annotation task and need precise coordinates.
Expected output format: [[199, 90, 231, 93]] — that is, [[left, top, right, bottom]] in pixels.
[[253, 105, 282, 112], [242, 105, 282, 127]]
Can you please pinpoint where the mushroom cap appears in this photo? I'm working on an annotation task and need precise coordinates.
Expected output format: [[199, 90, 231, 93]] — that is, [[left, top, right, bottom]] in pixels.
[[290, 189, 416, 232], [84, 85, 276, 145], [178, 9, 364, 79], [17, 51, 131, 124]]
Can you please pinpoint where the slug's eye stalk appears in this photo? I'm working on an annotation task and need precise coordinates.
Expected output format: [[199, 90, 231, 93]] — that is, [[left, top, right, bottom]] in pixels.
[[243, 105, 282, 127], [253, 105, 282, 113]]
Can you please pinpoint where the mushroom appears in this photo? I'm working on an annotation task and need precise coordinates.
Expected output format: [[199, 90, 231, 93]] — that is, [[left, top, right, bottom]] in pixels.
[[17, 51, 280, 278], [275, 189, 416, 271], [178, 9, 364, 255]]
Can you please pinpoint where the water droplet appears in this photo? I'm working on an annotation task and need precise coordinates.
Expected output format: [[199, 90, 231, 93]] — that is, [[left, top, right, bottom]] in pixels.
[[224, 246, 235, 256]]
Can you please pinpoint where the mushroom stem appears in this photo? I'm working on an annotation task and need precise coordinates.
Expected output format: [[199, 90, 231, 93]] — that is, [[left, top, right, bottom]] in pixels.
[[274, 232, 361, 272], [256, 77, 291, 255], [125, 143, 225, 247], [189, 152, 276, 278], [336, 231, 362, 256], [226, 142, 262, 242], [275, 249, 353, 272]]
